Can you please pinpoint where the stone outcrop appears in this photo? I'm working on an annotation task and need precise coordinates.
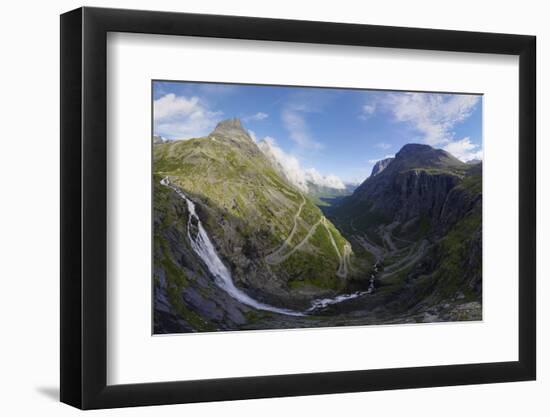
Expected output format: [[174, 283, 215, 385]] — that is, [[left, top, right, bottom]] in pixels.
[[370, 157, 394, 177]]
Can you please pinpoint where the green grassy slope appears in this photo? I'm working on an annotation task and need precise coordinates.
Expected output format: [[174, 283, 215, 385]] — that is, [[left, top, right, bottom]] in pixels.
[[153, 120, 357, 307]]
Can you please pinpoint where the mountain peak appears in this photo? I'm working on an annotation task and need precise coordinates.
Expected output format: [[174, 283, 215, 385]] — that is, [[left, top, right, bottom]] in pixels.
[[214, 118, 244, 131], [210, 118, 252, 142], [394, 143, 464, 169], [396, 143, 435, 156]]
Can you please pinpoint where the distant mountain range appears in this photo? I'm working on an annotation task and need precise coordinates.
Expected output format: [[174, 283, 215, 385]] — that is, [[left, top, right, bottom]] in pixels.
[[153, 119, 482, 333]]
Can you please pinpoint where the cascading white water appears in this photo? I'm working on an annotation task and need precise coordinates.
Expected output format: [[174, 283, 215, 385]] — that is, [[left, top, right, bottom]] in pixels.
[[160, 178, 304, 317], [161, 177, 375, 316], [307, 272, 375, 312]]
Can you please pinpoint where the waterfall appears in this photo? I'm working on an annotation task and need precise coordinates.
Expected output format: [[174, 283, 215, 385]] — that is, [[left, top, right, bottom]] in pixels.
[[160, 177, 375, 316], [160, 178, 304, 317]]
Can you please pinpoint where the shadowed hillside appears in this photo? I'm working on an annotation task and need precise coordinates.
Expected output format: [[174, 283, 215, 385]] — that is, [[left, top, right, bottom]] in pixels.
[[153, 120, 482, 333]]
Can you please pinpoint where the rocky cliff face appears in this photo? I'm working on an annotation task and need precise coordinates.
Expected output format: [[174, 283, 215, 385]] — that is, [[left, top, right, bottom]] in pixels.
[[153, 118, 357, 314], [153, 178, 254, 332], [329, 144, 482, 320], [355, 168, 461, 225], [154, 132, 482, 332], [370, 157, 394, 177], [209, 118, 250, 142], [341, 144, 469, 232]]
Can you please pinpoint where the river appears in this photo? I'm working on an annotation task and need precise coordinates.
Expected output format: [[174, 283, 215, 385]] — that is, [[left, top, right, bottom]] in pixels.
[[160, 177, 374, 316]]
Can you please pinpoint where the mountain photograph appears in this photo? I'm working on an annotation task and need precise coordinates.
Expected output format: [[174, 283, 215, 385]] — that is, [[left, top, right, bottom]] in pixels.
[[152, 81, 483, 333]]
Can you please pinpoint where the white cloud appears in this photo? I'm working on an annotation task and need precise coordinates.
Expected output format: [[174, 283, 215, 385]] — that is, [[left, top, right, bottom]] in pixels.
[[247, 130, 258, 143], [386, 93, 480, 146], [363, 104, 376, 114], [257, 137, 344, 192], [370, 92, 482, 162], [154, 94, 199, 120], [153, 93, 222, 139], [359, 103, 377, 120], [282, 109, 323, 149], [304, 168, 346, 190], [443, 137, 483, 162], [244, 112, 269, 122], [258, 137, 308, 191]]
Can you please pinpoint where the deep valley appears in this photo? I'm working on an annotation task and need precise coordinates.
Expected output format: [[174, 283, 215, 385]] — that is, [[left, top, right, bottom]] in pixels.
[[153, 119, 482, 333]]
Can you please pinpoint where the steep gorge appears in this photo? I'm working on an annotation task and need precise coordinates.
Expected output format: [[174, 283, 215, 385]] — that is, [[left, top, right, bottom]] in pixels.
[[154, 119, 365, 323], [153, 121, 482, 332], [330, 144, 482, 321]]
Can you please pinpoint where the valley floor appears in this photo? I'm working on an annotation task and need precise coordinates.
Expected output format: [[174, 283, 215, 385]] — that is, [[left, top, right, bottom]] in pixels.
[[153, 138, 483, 334], [154, 189, 481, 334]]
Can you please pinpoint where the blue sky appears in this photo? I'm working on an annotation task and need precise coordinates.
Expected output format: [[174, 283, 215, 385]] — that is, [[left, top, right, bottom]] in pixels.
[[153, 81, 482, 184]]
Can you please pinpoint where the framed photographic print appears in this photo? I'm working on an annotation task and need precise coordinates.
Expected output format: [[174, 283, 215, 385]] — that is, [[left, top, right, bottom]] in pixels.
[[60, 6, 536, 409]]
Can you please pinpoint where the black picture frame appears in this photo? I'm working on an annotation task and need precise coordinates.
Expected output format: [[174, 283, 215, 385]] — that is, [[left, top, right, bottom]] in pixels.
[[60, 6, 536, 410]]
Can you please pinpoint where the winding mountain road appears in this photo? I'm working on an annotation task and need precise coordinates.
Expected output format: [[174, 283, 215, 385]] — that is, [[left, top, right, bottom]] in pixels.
[[263, 189, 353, 278], [380, 240, 429, 279], [323, 217, 350, 278], [265, 193, 306, 264], [266, 217, 323, 264], [355, 234, 384, 263]]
